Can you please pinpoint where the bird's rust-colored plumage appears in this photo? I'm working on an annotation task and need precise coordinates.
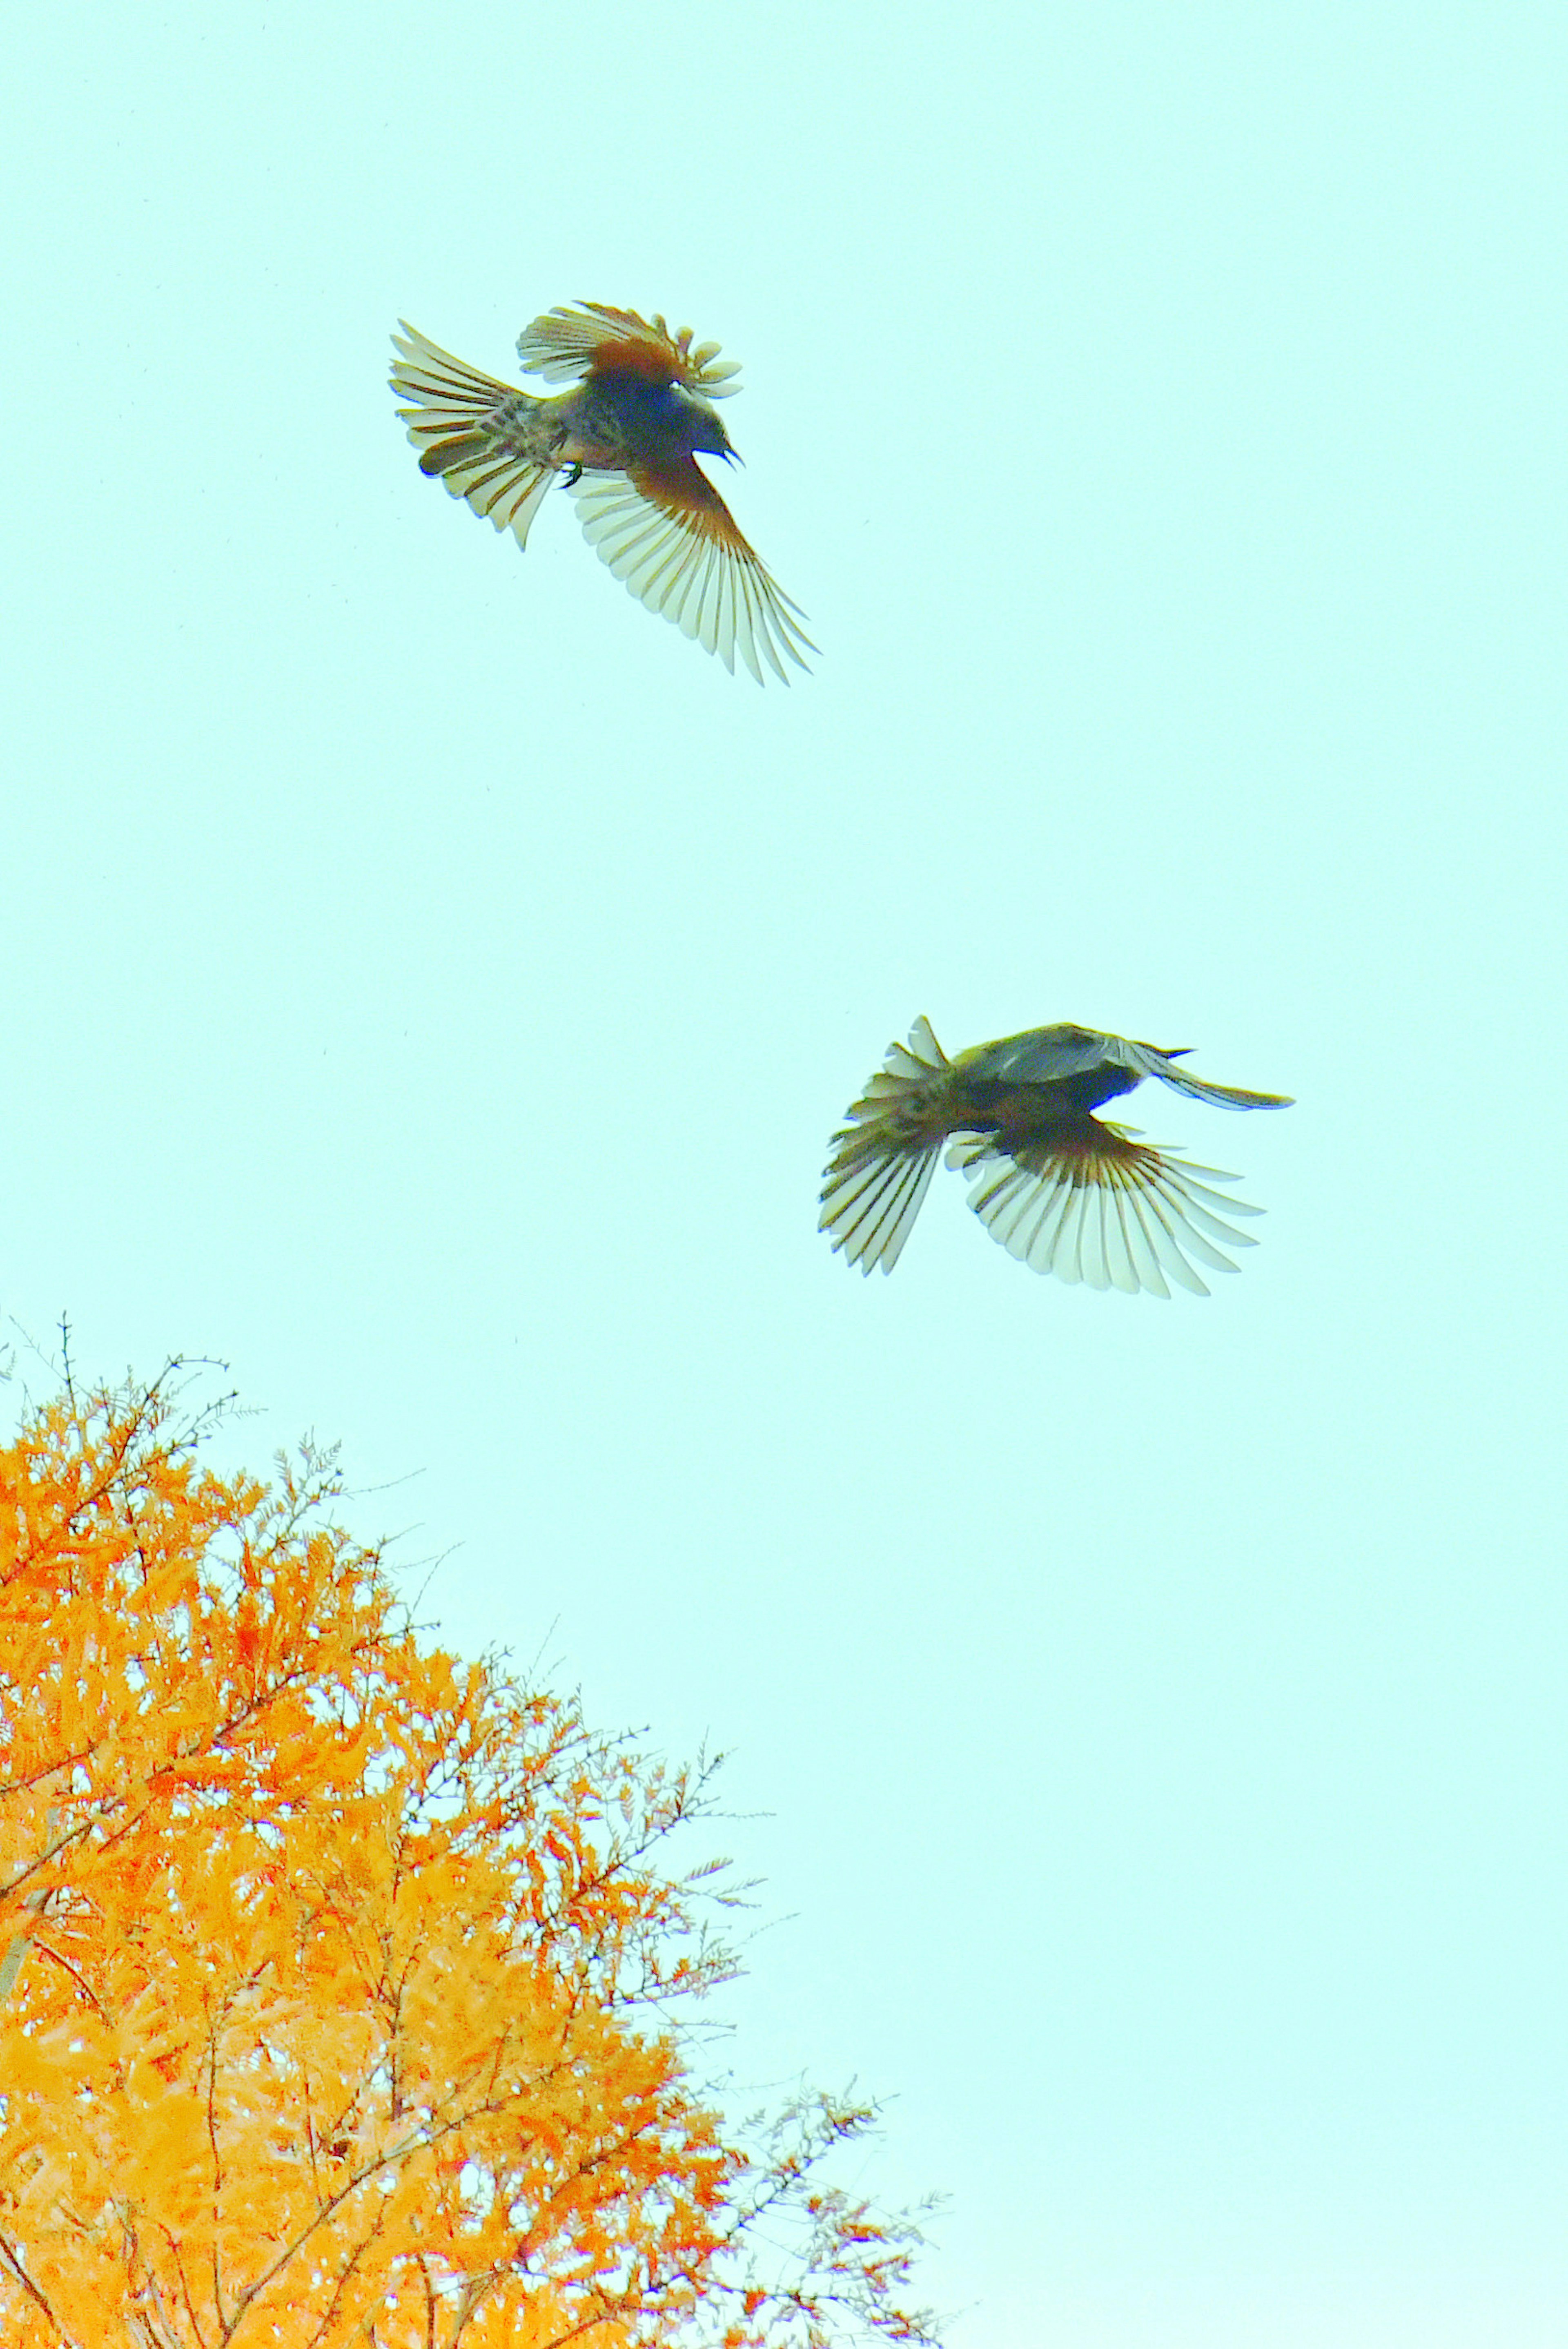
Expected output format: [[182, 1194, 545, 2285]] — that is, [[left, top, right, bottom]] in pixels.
[[390, 303, 814, 683], [820, 1018, 1293, 1297]]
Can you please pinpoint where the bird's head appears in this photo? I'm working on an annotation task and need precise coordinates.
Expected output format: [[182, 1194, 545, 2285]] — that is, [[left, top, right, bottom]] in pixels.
[[674, 385, 740, 464]]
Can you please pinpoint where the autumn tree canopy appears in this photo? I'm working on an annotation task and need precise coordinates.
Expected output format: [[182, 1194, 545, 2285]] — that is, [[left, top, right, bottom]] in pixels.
[[0, 1369, 934, 2348]]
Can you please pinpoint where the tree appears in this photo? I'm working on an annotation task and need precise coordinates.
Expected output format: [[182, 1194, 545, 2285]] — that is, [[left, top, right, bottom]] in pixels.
[[0, 1367, 935, 2347]]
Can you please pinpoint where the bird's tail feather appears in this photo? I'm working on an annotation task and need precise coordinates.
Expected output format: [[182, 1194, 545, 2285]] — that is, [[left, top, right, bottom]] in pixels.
[[391, 323, 560, 549], [819, 1019, 953, 1274]]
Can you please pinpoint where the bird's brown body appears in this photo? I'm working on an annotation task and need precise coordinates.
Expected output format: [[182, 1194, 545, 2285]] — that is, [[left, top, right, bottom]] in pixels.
[[821, 1019, 1292, 1296], [390, 303, 813, 681]]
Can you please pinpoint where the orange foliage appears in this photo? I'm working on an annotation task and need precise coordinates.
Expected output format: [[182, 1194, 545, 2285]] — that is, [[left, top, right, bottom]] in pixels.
[[0, 1370, 936, 2348]]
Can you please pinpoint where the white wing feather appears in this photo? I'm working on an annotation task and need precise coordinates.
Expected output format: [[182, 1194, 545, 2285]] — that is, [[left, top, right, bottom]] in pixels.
[[570, 473, 815, 685], [949, 1130, 1263, 1298]]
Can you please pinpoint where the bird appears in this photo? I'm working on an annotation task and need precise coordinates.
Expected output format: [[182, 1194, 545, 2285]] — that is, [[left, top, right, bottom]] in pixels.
[[820, 1018, 1293, 1296], [389, 303, 814, 683]]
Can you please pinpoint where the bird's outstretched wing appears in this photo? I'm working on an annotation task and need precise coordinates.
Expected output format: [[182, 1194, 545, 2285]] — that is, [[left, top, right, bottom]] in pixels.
[[517, 303, 743, 397], [820, 1018, 953, 1274], [949, 1124, 1263, 1298], [956, 1025, 1129, 1087], [391, 324, 562, 548], [1104, 1037, 1295, 1111], [958, 1024, 1292, 1111], [570, 463, 816, 684]]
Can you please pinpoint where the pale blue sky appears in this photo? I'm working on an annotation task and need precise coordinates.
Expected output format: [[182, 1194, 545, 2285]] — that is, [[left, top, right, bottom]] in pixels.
[[8, 3, 1568, 2342]]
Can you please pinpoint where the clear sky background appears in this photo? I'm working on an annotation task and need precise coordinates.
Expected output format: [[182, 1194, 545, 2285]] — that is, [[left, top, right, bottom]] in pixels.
[[8, 4, 1568, 2342]]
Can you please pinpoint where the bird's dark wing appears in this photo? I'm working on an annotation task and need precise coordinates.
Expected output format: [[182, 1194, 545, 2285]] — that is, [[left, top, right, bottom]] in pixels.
[[1113, 1038, 1295, 1110], [953, 1024, 1123, 1088], [958, 1025, 1292, 1111]]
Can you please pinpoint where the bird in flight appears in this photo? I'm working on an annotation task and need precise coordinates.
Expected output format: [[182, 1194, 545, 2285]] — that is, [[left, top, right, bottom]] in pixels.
[[390, 303, 814, 683], [820, 1018, 1293, 1296]]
